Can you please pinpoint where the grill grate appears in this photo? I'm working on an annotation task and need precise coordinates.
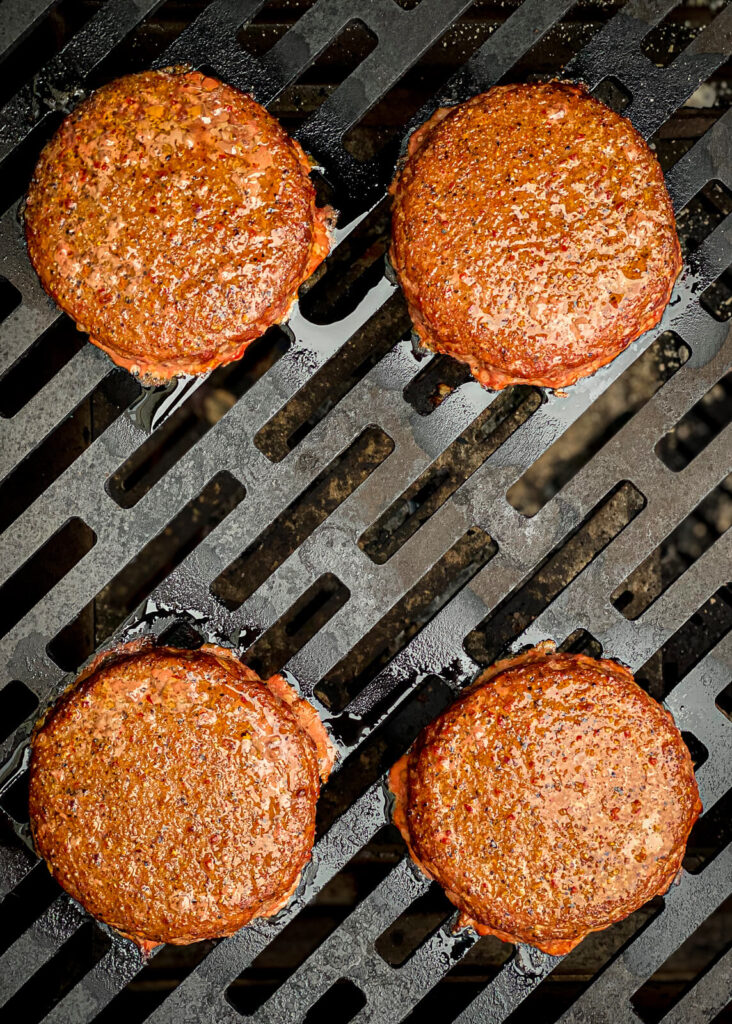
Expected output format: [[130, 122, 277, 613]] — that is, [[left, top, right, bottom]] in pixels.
[[0, 1, 731, 1022]]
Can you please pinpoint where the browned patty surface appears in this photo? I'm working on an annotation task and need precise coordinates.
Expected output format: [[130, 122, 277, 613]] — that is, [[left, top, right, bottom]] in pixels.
[[390, 645, 701, 953], [24, 69, 332, 381], [29, 641, 334, 949], [390, 82, 682, 390]]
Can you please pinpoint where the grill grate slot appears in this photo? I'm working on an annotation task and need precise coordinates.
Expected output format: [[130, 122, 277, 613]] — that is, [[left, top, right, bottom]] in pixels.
[[0, 2, 730, 1023]]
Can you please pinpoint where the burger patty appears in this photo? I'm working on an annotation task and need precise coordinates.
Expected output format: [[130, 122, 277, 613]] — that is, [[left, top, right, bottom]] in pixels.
[[24, 68, 332, 382], [390, 82, 682, 390], [29, 641, 334, 949], [390, 644, 701, 953]]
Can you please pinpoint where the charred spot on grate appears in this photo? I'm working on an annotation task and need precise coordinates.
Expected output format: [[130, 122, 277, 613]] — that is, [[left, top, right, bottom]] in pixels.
[[107, 327, 289, 508], [0, 276, 21, 327], [1, 919, 112, 1024], [611, 474, 732, 621], [403, 352, 474, 415], [635, 585, 732, 702], [299, 197, 391, 325], [675, 180, 732, 257], [591, 77, 631, 114], [640, 4, 711, 68], [0, 314, 87, 419], [0, 679, 38, 743], [631, 896, 732, 1024], [507, 333, 690, 516], [0, 517, 96, 642], [226, 828, 399, 1017], [47, 472, 245, 671], [212, 426, 393, 610], [0, 369, 141, 535], [361, 387, 540, 564], [258, 19, 378, 137], [684, 787, 732, 876], [255, 295, 410, 461], [317, 528, 496, 713], [241, 573, 349, 680], [465, 483, 646, 667], [503, 898, 666, 1024], [375, 882, 454, 968], [304, 979, 367, 1024], [656, 371, 732, 472], [401, 933, 511, 1024]]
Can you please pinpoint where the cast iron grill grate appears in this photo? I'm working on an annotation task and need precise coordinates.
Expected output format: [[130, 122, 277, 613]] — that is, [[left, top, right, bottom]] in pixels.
[[0, 1, 730, 1022]]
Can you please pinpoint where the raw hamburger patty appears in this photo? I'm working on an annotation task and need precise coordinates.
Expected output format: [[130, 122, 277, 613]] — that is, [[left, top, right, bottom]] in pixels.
[[29, 641, 334, 949], [390, 645, 701, 953], [24, 68, 332, 381], [390, 82, 682, 390]]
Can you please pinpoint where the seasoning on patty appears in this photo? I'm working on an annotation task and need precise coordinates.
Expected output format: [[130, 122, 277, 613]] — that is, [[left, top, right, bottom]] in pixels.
[[29, 641, 334, 950], [390, 82, 682, 390], [24, 68, 333, 382], [390, 643, 701, 953]]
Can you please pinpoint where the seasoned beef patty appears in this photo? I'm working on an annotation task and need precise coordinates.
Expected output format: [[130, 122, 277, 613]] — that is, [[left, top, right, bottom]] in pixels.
[[24, 68, 332, 382], [390, 644, 701, 953], [29, 641, 334, 949], [390, 82, 682, 390]]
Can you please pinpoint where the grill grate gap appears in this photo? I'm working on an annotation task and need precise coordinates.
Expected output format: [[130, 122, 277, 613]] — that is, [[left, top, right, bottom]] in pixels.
[[503, 898, 666, 1024], [684, 786, 732, 876], [403, 352, 474, 416], [0, 517, 96, 642], [0, 369, 141, 535], [0, 679, 38, 743], [630, 896, 732, 1024], [255, 294, 410, 462], [0, 314, 87, 420], [47, 472, 246, 672], [242, 573, 350, 679], [1, 920, 112, 1024], [265, 19, 378, 137], [299, 197, 391, 325], [316, 527, 496, 713], [465, 482, 646, 667], [108, 327, 289, 508], [375, 881, 453, 968], [640, 4, 711, 69], [635, 584, 732, 702], [303, 978, 367, 1024], [611, 474, 732, 620], [401, 932, 513, 1024], [212, 426, 394, 610], [507, 334, 690, 517], [0, 276, 21, 328], [226, 828, 399, 1016], [0, 861, 60, 957], [360, 387, 541, 564], [656, 371, 732, 472]]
